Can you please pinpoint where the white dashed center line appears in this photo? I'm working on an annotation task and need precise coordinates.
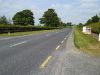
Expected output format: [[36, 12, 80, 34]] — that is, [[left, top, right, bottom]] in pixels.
[[61, 40, 64, 44], [56, 45, 60, 50], [0, 37, 13, 41]]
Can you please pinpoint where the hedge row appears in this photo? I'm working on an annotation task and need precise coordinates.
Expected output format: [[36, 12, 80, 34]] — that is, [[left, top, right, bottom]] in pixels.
[[90, 22, 100, 34], [0, 25, 59, 33]]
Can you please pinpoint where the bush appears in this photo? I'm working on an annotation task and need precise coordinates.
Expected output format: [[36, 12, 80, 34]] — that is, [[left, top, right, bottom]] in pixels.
[[89, 22, 100, 34], [0, 25, 59, 34]]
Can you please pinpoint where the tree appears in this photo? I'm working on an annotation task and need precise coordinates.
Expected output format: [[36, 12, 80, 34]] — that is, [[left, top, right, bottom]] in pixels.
[[67, 22, 72, 26], [60, 22, 67, 27], [91, 15, 99, 23], [86, 19, 93, 25], [39, 9, 60, 27], [12, 9, 34, 25], [78, 23, 83, 26], [85, 15, 100, 25], [0, 16, 8, 25]]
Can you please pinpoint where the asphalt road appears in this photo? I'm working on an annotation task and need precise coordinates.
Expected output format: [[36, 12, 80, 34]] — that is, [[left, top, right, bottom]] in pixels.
[[0, 28, 72, 75]]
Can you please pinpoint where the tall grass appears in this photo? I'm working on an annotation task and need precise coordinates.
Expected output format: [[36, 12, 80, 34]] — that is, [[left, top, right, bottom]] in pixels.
[[74, 26, 100, 56], [89, 22, 100, 34]]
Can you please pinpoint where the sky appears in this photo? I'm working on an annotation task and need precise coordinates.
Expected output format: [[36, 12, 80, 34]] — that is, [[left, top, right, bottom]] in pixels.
[[0, 0, 100, 25]]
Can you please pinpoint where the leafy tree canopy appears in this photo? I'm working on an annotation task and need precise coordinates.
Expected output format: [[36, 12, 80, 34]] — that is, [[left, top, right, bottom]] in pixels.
[[91, 15, 99, 23], [39, 9, 60, 27], [12, 9, 34, 25], [66, 22, 72, 26], [86, 14, 100, 25], [0, 16, 8, 25]]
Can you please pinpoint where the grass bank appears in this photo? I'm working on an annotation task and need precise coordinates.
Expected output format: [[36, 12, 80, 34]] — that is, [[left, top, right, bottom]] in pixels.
[[90, 22, 100, 34], [0, 29, 59, 36], [74, 26, 100, 56]]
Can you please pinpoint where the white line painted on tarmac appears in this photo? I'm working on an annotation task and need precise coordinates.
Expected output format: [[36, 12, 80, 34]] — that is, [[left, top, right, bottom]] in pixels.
[[40, 56, 52, 69], [46, 34, 50, 37], [67, 32, 71, 37], [56, 32, 58, 33], [56, 45, 60, 50], [16, 34, 34, 38], [66, 35, 68, 38], [0, 34, 34, 41], [0, 37, 13, 41], [9, 41, 27, 47], [61, 40, 64, 44]]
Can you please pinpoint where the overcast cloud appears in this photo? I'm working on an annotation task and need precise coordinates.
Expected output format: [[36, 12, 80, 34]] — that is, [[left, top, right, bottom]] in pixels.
[[0, 0, 100, 24]]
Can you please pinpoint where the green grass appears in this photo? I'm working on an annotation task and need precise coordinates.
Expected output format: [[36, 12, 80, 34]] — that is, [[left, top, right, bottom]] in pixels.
[[89, 22, 100, 34], [0, 29, 59, 36], [74, 27, 100, 56]]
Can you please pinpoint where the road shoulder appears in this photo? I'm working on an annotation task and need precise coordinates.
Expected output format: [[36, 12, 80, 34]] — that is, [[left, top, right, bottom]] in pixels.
[[33, 31, 100, 75]]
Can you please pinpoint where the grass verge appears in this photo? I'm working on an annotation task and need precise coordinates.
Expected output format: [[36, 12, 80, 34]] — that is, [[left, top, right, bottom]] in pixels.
[[74, 27, 100, 56], [0, 29, 59, 36]]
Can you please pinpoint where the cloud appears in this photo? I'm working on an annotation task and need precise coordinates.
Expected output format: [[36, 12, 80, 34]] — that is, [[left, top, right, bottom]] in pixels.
[[79, 0, 100, 9], [81, 0, 99, 3], [0, 0, 37, 20], [0, 0, 100, 24], [48, 0, 100, 24], [51, 4, 72, 10], [80, 3, 98, 8]]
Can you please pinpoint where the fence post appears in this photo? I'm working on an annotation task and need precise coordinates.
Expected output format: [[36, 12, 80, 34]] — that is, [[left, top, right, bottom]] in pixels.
[[99, 33, 100, 41], [8, 32, 10, 36]]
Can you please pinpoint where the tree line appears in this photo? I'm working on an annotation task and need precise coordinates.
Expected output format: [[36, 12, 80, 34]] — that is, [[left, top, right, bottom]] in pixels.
[[77, 14, 100, 34], [85, 14, 100, 25], [78, 14, 100, 26], [0, 16, 10, 25], [0, 9, 71, 27]]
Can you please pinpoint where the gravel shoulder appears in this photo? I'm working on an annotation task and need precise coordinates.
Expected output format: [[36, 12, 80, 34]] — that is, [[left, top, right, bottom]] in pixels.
[[33, 32, 100, 75]]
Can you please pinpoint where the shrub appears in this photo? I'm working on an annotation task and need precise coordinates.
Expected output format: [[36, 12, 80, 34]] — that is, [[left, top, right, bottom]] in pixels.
[[0, 25, 59, 34], [89, 22, 100, 34]]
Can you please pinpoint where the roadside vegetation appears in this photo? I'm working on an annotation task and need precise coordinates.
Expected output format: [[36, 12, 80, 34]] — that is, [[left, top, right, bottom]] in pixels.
[[0, 29, 59, 36], [0, 9, 71, 35], [74, 26, 100, 56], [89, 22, 100, 34], [85, 14, 100, 34], [0, 25, 60, 34], [74, 14, 100, 56]]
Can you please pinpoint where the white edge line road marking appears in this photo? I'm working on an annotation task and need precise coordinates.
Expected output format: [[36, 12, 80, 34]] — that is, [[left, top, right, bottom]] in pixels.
[[0, 34, 35, 41], [0, 32, 50, 41], [10, 41, 27, 47], [56, 32, 58, 33], [46, 34, 50, 37], [0, 37, 13, 41], [56, 45, 60, 50], [40, 56, 52, 69], [61, 40, 64, 44]]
